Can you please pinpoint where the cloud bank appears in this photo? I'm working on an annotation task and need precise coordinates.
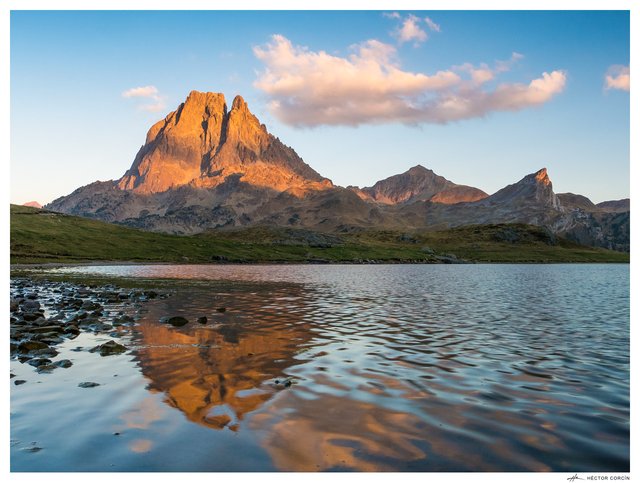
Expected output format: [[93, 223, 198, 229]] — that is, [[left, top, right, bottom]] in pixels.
[[122, 85, 167, 112], [253, 35, 566, 127], [605, 65, 630, 92]]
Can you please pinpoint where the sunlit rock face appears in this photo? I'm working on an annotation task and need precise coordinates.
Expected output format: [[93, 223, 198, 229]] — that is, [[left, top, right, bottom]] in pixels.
[[117, 91, 332, 195]]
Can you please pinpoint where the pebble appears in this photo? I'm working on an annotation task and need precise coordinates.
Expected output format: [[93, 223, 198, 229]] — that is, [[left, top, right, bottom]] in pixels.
[[165, 316, 189, 327], [78, 382, 100, 388]]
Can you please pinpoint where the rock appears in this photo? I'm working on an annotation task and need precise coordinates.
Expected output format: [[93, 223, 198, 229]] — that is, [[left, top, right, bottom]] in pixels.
[[14, 380, 27, 385], [54, 359, 73, 368], [27, 358, 52, 367], [10, 373, 15, 378], [90, 340, 127, 356], [63, 325, 80, 336], [78, 382, 100, 388], [22, 312, 44, 322], [165, 316, 189, 327], [21, 300, 41, 312], [39, 337, 65, 345], [81, 300, 102, 311], [216, 307, 226, 313], [113, 315, 134, 325], [36, 364, 57, 373], [197, 316, 208, 324], [29, 325, 64, 334], [31, 347, 59, 358], [18, 340, 49, 353], [10, 298, 19, 312]]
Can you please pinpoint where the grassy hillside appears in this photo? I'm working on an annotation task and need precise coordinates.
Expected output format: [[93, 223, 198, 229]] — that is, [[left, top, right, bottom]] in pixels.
[[10, 204, 629, 264]]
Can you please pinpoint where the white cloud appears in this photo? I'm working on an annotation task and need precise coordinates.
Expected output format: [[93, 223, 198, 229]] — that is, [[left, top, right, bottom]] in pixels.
[[122, 85, 159, 98], [383, 12, 401, 19], [395, 14, 428, 45], [604, 65, 630, 92], [122, 85, 166, 112], [253, 35, 566, 127], [424, 16, 441, 33]]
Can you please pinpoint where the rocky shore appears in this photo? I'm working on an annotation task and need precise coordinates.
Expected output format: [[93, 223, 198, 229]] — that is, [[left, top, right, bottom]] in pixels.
[[9, 278, 167, 384]]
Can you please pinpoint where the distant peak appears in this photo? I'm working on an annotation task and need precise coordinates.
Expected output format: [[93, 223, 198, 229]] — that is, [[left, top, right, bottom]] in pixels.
[[22, 201, 42, 209]]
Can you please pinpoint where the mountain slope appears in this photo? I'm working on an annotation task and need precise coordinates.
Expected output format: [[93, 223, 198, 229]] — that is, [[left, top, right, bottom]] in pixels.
[[351, 165, 487, 205], [11, 205, 628, 264]]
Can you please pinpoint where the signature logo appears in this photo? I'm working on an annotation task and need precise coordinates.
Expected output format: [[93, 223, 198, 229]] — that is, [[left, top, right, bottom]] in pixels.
[[567, 475, 584, 482]]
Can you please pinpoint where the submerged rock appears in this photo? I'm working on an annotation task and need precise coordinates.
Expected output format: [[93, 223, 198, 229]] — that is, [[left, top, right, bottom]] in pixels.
[[197, 316, 208, 325], [164, 316, 189, 327], [90, 340, 127, 356], [78, 382, 100, 388]]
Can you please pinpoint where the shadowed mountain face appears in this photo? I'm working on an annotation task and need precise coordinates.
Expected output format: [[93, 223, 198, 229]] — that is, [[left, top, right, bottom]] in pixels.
[[46, 90, 629, 251], [351, 165, 488, 205]]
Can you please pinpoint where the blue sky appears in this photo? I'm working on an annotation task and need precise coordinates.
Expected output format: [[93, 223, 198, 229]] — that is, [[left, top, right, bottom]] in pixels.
[[10, 10, 630, 204]]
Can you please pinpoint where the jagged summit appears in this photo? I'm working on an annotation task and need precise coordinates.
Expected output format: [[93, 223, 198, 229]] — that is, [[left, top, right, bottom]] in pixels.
[[480, 167, 560, 209], [117, 91, 331, 194]]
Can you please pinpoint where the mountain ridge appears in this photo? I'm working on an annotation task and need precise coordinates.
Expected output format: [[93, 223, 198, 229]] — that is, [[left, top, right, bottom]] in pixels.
[[45, 90, 630, 252]]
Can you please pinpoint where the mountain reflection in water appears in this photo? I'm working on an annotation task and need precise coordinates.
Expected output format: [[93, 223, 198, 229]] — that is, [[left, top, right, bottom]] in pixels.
[[22, 263, 628, 472], [131, 282, 312, 431]]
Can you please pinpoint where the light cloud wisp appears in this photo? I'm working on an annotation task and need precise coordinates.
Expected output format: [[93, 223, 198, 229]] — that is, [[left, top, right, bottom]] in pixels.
[[604, 65, 630, 92], [122, 85, 167, 112], [253, 35, 567, 127]]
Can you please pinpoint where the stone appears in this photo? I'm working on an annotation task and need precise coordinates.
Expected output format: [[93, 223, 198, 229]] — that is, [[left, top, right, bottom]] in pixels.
[[27, 358, 52, 368], [17, 340, 49, 353], [54, 359, 73, 368], [21, 300, 41, 312], [197, 316, 208, 324], [90, 340, 127, 356], [14, 380, 27, 385], [164, 316, 189, 327], [78, 382, 100, 388]]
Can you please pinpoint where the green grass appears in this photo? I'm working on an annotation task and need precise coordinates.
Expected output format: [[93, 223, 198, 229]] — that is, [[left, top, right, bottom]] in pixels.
[[10, 204, 629, 264]]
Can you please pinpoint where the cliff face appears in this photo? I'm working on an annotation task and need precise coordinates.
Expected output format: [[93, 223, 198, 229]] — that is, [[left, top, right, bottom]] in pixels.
[[117, 91, 331, 195]]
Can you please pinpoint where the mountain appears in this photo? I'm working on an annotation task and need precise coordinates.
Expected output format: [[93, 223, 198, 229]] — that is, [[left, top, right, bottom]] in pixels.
[[46, 90, 629, 251], [118, 91, 331, 194], [22, 201, 42, 208], [351, 165, 488, 205], [596, 199, 630, 213]]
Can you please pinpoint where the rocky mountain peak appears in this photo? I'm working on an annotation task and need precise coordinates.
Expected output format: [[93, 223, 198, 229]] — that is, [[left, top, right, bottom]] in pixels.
[[116, 90, 329, 194], [353, 165, 487, 205], [481, 167, 561, 209]]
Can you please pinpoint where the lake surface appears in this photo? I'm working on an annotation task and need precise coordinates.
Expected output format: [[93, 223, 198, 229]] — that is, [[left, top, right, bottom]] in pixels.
[[11, 264, 630, 471]]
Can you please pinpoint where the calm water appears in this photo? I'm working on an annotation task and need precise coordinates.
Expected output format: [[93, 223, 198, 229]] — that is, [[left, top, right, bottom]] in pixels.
[[11, 264, 629, 471]]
